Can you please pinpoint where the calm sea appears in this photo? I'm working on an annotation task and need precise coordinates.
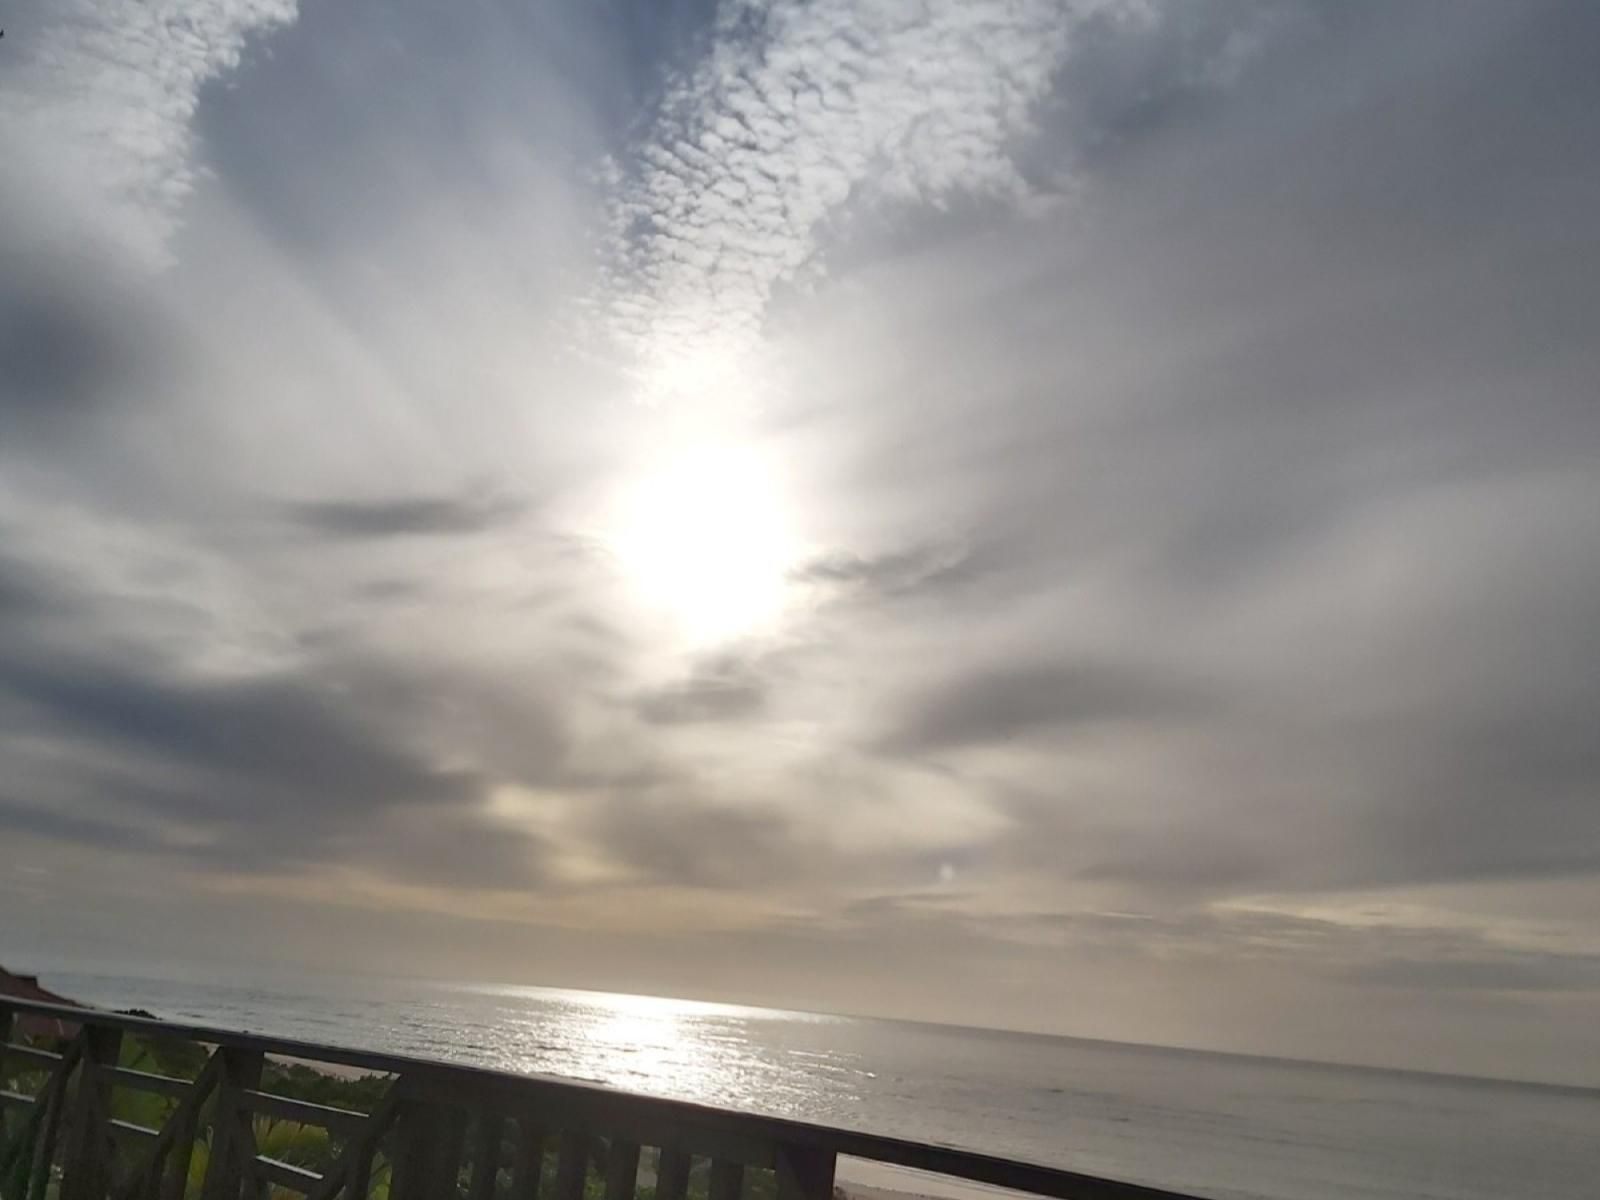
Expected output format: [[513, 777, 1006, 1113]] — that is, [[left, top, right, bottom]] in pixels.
[[39, 969, 1598, 1200]]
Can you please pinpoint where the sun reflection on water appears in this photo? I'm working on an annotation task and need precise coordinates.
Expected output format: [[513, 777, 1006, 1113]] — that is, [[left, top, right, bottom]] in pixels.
[[487, 988, 820, 1108]]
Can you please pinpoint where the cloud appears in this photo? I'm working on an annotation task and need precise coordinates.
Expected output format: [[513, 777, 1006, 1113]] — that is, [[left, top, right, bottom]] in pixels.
[[632, 655, 769, 724], [0, 650, 475, 814], [597, 0, 1151, 397], [0, 634, 580, 893], [285, 494, 525, 539], [904, 903, 1600, 998], [0, 553, 60, 621], [0, 263, 150, 430], [791, 542, 985, 601], [0, 0, 299, 265], [2, 0, 1599, 1079], [1350, 955, 1600, 996], [882, 660, 1205, 753], [579, 796, 805, 891]]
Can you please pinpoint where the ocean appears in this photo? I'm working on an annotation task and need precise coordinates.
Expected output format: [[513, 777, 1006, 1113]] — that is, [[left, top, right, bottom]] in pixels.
[[37, 969, 1598, 1200]]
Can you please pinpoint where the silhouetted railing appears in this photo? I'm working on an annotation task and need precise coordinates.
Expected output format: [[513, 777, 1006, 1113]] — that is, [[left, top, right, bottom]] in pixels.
[[0, 998, 1198, 1200]]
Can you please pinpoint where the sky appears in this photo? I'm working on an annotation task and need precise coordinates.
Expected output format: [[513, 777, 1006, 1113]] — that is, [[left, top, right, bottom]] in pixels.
[[1, 0, 1597, 1086]]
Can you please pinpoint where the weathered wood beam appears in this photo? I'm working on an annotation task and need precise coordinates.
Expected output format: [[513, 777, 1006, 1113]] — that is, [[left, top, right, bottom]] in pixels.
[[61, 1024, 124, 1200], [238, 1090, 369, 1137], [3, 1044, 63, 1068], [709, 1159, 743, 1200], [0, 1011, 11, 1190], [603, 1138, 640, 1200], [552, 1131, 589, 1200], [161, 1052, 225, 1200], [108, 1066, 191, 1099], [110, 1118, 162, 1141], [201, 1047, 265, 1200], [509, 1119, 545, 1200], [776, 1146, 835, 1200], [253, 1154, 324, 1192], [300, 1081, 401, 1200], [389, 1098, 467, 1200], [654, 1149, 692, 1200], [467, 1112, 505, 1200], [101, 1047, 223, 1200], [29, 1038, 83, 1200]]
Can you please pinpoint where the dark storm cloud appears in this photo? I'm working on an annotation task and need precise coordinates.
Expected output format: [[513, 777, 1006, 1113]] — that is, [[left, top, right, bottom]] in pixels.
[[285, 494, 524, 539]]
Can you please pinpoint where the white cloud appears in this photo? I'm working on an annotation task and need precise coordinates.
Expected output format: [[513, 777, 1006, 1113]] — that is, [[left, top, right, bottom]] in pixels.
[[598, 0, 1145, 404], [0, 0, 298, 266]]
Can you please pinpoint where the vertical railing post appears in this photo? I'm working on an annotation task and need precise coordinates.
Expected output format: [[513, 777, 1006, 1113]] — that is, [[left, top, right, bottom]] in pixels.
[[435, 1105, 468, 1198], [654, 1151, 691, 1200], [343, 1124, 377, 1200], [387, 1100, 426, 1200], [0, 1004, 13, 1148], [552, 1131, 589, 1200], [390, 1099, 466, 1200], [775, 1146, 835, 1200], [467, 1112, 504, 1200], [708, 1160, 742, 1200], [200, 1048, 263, 1200], [60, 1023, 124, 1200], [602, 1139, 639, 1200], [509, 1119, 545, 1200]]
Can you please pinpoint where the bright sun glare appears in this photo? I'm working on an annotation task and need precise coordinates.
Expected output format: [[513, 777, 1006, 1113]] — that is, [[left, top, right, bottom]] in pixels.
[[608, 443, 796, 643]]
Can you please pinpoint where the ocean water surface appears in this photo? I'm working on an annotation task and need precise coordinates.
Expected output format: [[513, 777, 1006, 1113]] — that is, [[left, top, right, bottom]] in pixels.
[[40, 969, 1598, 1200]]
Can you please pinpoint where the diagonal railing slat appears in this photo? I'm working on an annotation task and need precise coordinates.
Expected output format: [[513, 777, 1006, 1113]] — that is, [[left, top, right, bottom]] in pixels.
[[201, 1047, 264, 1200], [111, 1050, 224, 1200], [29, 1038, 84, 1200], [302, 1084, 402, 1200], [0, 1036, 83, 1200]]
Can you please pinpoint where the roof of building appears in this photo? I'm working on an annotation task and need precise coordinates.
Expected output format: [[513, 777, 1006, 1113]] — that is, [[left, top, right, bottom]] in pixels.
[[0, 964, 84, 1041]]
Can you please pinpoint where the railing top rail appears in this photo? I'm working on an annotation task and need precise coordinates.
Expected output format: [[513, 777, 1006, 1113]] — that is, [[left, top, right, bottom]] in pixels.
[[0, 995, 1201, 1200]]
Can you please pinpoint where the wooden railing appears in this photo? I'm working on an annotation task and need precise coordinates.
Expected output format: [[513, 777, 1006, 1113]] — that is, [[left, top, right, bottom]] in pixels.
[[0, 998, 1199, 1200]]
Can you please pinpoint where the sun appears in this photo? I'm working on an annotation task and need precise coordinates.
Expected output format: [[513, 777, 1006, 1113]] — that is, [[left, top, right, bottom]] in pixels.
[[606, 442, 796, 643]]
